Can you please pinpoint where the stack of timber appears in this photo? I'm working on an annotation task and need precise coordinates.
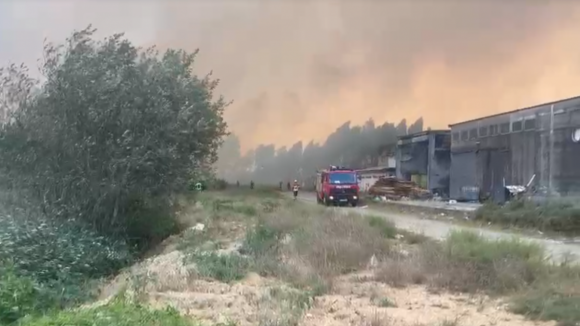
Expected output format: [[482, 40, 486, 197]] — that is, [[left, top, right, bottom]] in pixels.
[[368, 177, 432, 200]]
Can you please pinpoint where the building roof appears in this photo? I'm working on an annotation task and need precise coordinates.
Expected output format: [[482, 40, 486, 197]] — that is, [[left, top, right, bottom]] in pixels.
[[448, 95, 580, 128], [397, 129, 450, 140], [356, 166, 396, 173]]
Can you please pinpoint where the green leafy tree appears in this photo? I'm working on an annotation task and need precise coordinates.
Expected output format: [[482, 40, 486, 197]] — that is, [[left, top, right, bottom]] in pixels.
[[0, 26, 228, 245]]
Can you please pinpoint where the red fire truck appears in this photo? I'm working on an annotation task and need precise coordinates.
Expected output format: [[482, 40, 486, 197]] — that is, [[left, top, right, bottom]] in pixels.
[[315, 166, 360, 207]]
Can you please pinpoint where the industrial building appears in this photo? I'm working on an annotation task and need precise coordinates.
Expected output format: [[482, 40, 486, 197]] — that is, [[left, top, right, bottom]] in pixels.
[[395, 130, 451, 196], [449, 95, 580, 203]]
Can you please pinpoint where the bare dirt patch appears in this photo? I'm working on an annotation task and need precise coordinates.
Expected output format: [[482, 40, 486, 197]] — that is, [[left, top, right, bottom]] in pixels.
[[302, 272, 556, 326]]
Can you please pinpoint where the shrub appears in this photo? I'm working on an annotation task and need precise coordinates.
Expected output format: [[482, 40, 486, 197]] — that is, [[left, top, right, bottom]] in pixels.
[[0, 26, 228, 245], [0, 213, 133, 284], [0, 264, 56, 325]]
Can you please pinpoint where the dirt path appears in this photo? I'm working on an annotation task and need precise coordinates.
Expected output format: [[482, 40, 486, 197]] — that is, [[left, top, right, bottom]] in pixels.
[[293, 192, 580, 263]]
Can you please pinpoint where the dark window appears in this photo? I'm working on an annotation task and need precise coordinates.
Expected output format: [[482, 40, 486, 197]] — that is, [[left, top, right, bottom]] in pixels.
[[469, 128, 477, 140], [452, 132, 459, 142], [512, 121, 523, 132], [479, 126, 488, 137], [489, 125, 498, 136], [500, 122, 510, 134], [435, 134, 450, 148], [329, 172, 357, 184], [524, 118, 536, 130], [461, 130, 468, 141]]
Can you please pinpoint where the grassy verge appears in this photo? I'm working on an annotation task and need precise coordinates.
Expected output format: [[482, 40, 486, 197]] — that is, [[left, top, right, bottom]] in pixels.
[[374, 229, 580, 325], [475, 199, 580, 236], [15, 188, 578, 326], [183, 190, 580, 325], [17, 297, 198, 326]]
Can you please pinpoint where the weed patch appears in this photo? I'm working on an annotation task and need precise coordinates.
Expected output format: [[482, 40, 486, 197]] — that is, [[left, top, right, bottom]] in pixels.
[[511, 291, 580, 325], [475, 199, 580, 234], [18, 298, 198, 326], [191, 253, 251, 283], [0, 264, 56, 324], [367, 215, 398, 239]]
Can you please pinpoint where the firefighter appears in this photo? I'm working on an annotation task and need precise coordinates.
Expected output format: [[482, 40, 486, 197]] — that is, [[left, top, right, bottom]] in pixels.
[[287, 182, 291, 191], [292, 180, 299, 200]]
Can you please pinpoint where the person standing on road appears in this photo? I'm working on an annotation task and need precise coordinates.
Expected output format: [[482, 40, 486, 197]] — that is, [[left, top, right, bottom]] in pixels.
[[292, 180, 299, 200]]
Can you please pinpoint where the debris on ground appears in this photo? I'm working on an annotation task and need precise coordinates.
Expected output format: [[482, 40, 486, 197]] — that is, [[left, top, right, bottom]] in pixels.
[[368, 177, 432, 200]]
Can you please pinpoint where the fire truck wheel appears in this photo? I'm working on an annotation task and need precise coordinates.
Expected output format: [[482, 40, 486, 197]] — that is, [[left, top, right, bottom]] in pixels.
[[351, 202, 358, 207]]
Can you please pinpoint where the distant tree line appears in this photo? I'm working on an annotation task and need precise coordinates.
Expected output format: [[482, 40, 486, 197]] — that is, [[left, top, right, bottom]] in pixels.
[[216, 117, 424, 185]]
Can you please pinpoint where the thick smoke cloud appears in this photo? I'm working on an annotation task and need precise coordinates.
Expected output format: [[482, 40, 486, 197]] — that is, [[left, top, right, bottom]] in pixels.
[[153, 1, 580, 150], [2, 1, 580, 177]]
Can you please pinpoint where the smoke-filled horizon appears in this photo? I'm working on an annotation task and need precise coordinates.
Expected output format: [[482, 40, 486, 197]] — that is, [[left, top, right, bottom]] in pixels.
[[216, 117, 424, 184], [2, 1, 580, 151], [154, 1, 580, 151]]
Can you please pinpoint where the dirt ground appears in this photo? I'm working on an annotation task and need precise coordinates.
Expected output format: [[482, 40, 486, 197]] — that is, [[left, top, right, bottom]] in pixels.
[[97, 245, 555, 326]]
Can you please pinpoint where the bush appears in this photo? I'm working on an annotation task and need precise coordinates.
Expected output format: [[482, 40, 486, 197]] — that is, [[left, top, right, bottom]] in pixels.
[[0, 26, 228, 245], [0, 264, 56, 325], [0, 213, 133, 284], [17, 298, 198, 326]]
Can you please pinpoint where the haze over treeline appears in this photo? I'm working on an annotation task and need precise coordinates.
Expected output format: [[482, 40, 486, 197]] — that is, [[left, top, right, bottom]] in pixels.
[[216, 118, 424, 185], [2, 1, 580, 151]]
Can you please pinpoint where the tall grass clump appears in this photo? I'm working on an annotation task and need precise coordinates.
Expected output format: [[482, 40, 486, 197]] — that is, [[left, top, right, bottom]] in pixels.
[[239, 206, 391, 293], [429, 231, 547, 293], [0, 263, 56, 325], [475, 199, 580, 234]]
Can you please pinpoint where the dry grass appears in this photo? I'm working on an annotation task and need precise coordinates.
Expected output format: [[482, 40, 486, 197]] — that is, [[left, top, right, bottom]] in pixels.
[[241, 204, 395, 295], [373, 231, 547, 294], [98, 189, 580, 326]]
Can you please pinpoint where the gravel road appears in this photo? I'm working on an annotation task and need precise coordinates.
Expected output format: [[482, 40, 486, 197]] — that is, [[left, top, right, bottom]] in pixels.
[[292, 191, 580, 263]]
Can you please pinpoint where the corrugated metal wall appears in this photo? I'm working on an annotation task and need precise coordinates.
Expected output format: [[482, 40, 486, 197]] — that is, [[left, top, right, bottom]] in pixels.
[[450, 99, 580, 201], [450, 151, 477, 200]]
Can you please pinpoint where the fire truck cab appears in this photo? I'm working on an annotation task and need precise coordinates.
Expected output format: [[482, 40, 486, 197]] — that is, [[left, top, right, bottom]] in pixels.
[[316, 166, 360, 207]]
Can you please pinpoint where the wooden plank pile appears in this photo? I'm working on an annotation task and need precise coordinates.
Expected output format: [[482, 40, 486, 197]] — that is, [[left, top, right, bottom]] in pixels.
[[368, 177, 432, 200]]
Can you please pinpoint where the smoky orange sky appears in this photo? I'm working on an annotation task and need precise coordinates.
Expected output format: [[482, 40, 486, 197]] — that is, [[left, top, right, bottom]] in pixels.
[[3, 0, 580, 151], [154, 1, 580, 151]]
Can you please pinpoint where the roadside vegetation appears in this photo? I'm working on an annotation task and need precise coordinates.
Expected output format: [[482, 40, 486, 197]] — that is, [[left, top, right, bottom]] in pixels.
[[475, 199, 580, 235], [0, 25, 227, 325], [72, 189, 578, 326]]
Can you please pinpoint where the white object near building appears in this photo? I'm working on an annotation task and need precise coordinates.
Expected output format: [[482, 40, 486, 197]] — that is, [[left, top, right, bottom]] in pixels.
[[356, 166, 396, 193]]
